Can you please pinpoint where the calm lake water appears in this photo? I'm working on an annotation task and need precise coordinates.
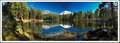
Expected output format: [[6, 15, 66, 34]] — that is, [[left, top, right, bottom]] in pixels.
[[2, 21, 118, 41]]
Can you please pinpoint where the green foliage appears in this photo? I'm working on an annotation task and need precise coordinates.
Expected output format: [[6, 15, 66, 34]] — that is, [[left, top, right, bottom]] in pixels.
[[2, 2, 107, 21], [99, 2, 118, 29], [39, 9, 43, 19], [79, 11, 85, 20], [73, 12, 79, 20], [30, 6, 34, 19], [94, 8, 100, 19], [2, 2, 17, 30]]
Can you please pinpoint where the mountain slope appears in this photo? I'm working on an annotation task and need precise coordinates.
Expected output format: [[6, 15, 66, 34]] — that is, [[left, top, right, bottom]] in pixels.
[[42, 10, 58, 15]]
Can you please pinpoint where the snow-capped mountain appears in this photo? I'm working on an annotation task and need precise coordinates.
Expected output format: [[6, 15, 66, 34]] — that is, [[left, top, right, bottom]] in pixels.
[[60, 11, 72, 15], [42, 10, 50, 14], [42, 10, 58, 15]]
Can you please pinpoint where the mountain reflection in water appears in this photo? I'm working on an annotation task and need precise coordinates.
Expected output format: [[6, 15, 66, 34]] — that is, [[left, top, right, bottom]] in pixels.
[[2, 21, 118, 41], [41, 24, 95, 34]]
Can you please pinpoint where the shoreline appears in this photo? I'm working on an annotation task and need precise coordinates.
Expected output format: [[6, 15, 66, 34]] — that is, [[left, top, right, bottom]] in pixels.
[[16, 19, 44, 23], [22, 19, 44, 23], [16, 19, 103, 23]]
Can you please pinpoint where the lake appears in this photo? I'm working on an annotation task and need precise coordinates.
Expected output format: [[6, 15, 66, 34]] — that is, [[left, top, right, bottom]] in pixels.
[[2, 20, 118, 41]]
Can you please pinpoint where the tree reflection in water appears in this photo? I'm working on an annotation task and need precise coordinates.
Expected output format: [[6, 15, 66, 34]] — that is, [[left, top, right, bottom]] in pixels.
[[2, 20, 118, 41]]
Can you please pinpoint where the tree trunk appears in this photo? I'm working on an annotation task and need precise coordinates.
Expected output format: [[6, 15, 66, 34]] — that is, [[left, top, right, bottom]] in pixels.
[[110, 2, 116, 29], [21, 15, 23, 21]]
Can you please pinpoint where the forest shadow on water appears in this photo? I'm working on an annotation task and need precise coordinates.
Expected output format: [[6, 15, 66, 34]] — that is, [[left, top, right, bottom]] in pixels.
[[2, 20, 118, 41]]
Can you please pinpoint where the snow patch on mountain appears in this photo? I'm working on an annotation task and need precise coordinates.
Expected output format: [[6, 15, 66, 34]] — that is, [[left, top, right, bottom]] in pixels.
[[60, 11, 72, 15]]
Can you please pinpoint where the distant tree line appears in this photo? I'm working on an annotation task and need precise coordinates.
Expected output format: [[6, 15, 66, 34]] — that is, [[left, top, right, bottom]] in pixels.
[[2, 2, 118, 22]]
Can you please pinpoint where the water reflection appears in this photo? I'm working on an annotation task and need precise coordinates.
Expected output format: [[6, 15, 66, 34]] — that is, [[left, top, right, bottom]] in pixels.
[[41, 24, 95, 34], [2, 21, 118, 41], [59, 25, 71, 28]]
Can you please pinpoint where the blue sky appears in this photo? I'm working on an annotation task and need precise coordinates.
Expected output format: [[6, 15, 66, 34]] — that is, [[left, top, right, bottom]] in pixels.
[[26, 2, 102, 14], [2, 2, 102, 14]]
